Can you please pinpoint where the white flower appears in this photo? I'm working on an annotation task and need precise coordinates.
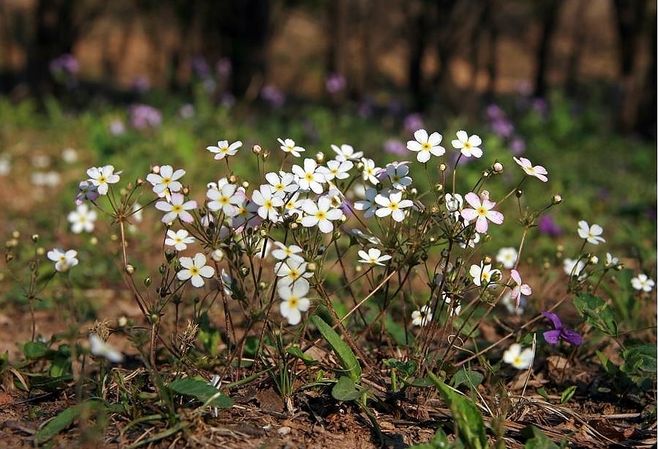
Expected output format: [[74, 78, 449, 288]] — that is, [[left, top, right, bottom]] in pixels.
[[577, 220, 605, 245], [165, 229, 196, 251], [318, 159, 353, 181], [513, 157, 548, 182], [156, 193, 197, 224], [354, 187, 379, 218], [563, 258, 587, 279], [31, 171, 61, 187], [87, 165, 120, 195], [460, 192, 504, 233], [375, 191, 413, 222], [278, 138, 305, 157], [0, 154, 10, 176], [332, 144, 363, 162], [207, 182, 244, 217], [509, 269, 532, 306], [469, 262, 500, 287], [272, 242, 304, 262], [357, 248, 392, 266], [411, 305, 432, 327], [631, 273, 655, 292], [292, 159, 326, 194], [385, 162, 412, 190], [61, 148, 78, 163], [361, 158, 381, 185], [265, 171, 298, 197], [459, 230, 481, 249], [220, 268, 234, 297], [496, 247, 518, 269], [605, 252, 619, 268], [445, 193, 464, 214], [278, 282, 311, 325], [406, 129, 445, 163], [442, 294, 461, 317], [231, 200, 260, 229], [252, 185, 284, 221], [47, 249, 79, 272], [206, 140, 243, 160], [283, 192, 303, 218], [301, 197, 343, 234], [89, 334, 124, 363], [177, 253, 215, 288], [68, 204, 97, 234], [131, 202, 144, 223], [503, 344, 534, 369], [146, 165, 186, 198], [274, 258, 313, 289], [501, 291, 525, 315], [451, 130, 483, 158]]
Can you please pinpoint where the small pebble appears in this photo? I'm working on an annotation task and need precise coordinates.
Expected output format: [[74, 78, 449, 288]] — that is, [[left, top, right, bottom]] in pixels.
[[277, 426, 291, 436]]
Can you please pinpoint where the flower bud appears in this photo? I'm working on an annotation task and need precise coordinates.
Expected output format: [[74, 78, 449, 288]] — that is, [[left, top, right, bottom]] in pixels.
[[439, 163, 447, 171], [435, 184, 443, 192], [136, 178, 144, 186], [118, 316, 128, 327], [242, 181, 249, 189], [159, 263, 167, 274], [552, 194, 562, 205], [240, 266, 250, 276], [493, 162, 503, 173], [182, 186, 190, 195], [483, 256, 492, 265], [90, 237, 98, 245], [315, 152, 324, 163], [211, 249, 224, 262], [229, 175, 238, 184], [36, 247, 45, 256], [590, 256, 599, 264], [144, 276, 152, 287], [125, 264, 135, 275], [252, 144, 262, 155], [307, 262, 317, 272], [11, 231, 19, 239], [151, 165, 160, 174], [165, 249, 176, 262], [515, 190, 523, 198], [31, 234, 39, 242]]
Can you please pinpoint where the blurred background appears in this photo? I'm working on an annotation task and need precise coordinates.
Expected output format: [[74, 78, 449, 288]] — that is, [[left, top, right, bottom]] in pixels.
[[0, 0, 656, 259], [0, 0, 655, 136]]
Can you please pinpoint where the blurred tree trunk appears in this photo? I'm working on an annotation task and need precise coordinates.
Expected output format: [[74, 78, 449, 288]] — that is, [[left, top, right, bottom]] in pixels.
[[407, 0, 431, 111], [533, 0, 561, 98], [613, 0, 649, 132], [25, 0, 76, 94], [327, 0, 347, 76], [634, 3, 656, 137], [564, 0, 586, 96]]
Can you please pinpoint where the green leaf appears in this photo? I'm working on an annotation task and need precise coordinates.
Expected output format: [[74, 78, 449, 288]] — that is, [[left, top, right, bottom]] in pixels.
[[310, 315, 361, 381], [536, 387, 549, 401], [429, 373, 487, 449], [621, 344, 657, 373], [286, 346, 317, 365], [35, 404, 82, 444], [450, 369, 484, 390], [560, 386, 576, 404], [331, 376, 361, 402], [169, 378, 233, 409], [522, 425, 559, 449], [573, 294, 618, 336], [24, 341, 48, 359], [35, 399, 105, 445]]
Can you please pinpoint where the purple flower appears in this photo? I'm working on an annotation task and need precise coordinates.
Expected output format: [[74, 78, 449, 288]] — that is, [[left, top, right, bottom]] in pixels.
[[485, 104, 505, 121], [542, 311, 583, 346], [261, 85, 285, 108], [358, 100, 373, 118], [491, 118, 514, 138], [403, 113, 424, 133], [49, 54, 79, 76], [383, 139, 406, 156], [191, 56, 211, 79], [538, 215, 562, 237], [325, 72, 346, 94], [109, 119, 126, 136], [531, 98, 548, 116], [216, 58, 232, 78], [132, 76, 150, 94], [509, 137, 526, 155], [129, 104, 162, 129]]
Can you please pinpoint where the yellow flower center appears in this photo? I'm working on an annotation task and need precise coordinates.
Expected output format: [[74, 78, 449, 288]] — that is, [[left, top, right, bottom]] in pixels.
[[172, 205, 183, 213], [476, 206, 487, 217], [288, 297, 299, 308]]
